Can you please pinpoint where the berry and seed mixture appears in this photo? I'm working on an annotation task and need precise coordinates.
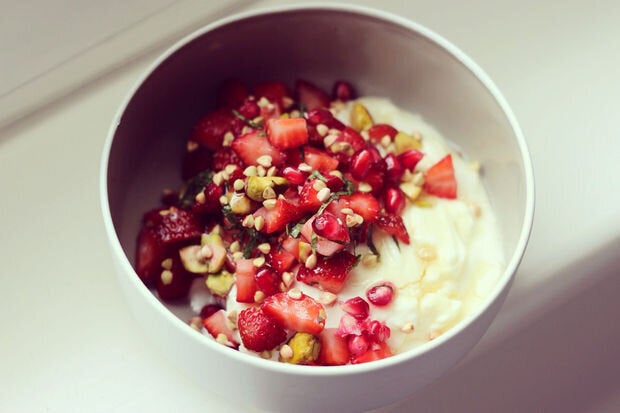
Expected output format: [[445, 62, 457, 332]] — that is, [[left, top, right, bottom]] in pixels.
[[135, 79, 504, 365]]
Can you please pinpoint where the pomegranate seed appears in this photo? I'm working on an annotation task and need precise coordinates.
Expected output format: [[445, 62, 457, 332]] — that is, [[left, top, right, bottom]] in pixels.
[[306, 108, 345, 130], [365, 320, 391, 343], [238, 97, 260, 119], [255, 267, 281, 296], [341, 296, 370, 320], [350, 148, 374, 180], [384, 187, 406, 215], [332, 80, 356, 102], [282, 166, 308, 185], [384, 153, 404, 184], [368, 124, 398, 144], [348, 334, 369, 356], [199, 304, 222, 318], [324, 173, 344, 192], [366, 282, 395, 306], [398, 149, 424, 171], [312, 212, 350, 243], [336, 313, 364, 337]]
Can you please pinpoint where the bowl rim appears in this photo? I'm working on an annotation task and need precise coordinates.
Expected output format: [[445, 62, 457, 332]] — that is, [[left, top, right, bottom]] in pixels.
[[99, 2, 535, 377]]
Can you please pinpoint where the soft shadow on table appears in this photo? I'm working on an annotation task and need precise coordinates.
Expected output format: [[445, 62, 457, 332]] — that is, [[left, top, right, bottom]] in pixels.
[[388, 236, 620, 413]]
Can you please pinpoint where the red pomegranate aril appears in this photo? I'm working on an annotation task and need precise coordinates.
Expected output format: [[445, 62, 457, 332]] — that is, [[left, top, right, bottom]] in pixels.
[[368, 124, 398, 144], [332, 80, 356, 102], [324, 173, 344, 192], [282, 166, 308, 185], [366, 282, 395, 306], [366, 319, 391, 343], [384, 153, 404, 184], [341, 296, 370, 320], [384, 187, 406, 215], [306, 108, 345, 130], [312, 212, 349, 243], [199, 304, 222, 318], [238, 97, 261, 119], [398, 149, 424, 171], [350, 148, 374, 180], [348, 334, 370, 356]]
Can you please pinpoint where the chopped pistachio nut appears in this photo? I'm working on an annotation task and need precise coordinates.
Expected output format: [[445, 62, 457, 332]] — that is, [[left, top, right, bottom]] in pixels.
[[206, 270, 234, 296], [399, 182, 422, 201], [246, 176, 288, 202], [350, 102, 373, 132], [280, 332, 321, 364], [229, 193, 252, 214], [179, 245, 209, 273], [394, 131, 422, 154], [160, 270, 173, 285]]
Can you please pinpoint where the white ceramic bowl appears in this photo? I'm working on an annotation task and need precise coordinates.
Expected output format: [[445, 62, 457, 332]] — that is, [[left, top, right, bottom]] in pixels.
[[100, 4, 534, 412]]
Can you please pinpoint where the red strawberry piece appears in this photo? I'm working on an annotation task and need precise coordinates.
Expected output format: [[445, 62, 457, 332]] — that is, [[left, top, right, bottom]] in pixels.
[[235, 259, 257, 303], [192, 182, 223, 215], [231, 131, 286, 167], [366, 282, 395, 306], [351, 341, 392, 364], [237, 97, 261, 119], [331, 80, 356, 102], [303, 147, 339, 173], [301, 217, 345, 257], [423, 154, 457, 199], [254, 267, 281, 297], [375, 214, 410, 244], [262, 291, 326, 334], [191, 108, 235, 151], [202, 309, 239, 347], [299, 179, 323, 212], [182, 147, 213, 181], [367, 124, 398, 144], [151, 207, 202, 246], [306, 108, 345, 130], [266, 117, 309, 149], [312, 212, 350, 244], [217, 79, 249, 109], [156, 254, 193, 301], [383, 187, 406, 215], [238, 306, 287, 351], [253, 198, 304, 234], [212, 147, 244, 172], [340, 193, 380, 223], [199, 304, 222, 318], [384, 153, 404, 185], [318, 328, 350, 366], [135, 226, 167, 282], [296, 251, 357, 294], [398, 149, 424, 172], [324, 197, 350, 223], [254, 81, 292, 110], [341, 297, 370, 320], [295, 79, 330, 111], [282, 166, 308, 185], [268, 248, 297, 274], [281, 236, 301, 256]]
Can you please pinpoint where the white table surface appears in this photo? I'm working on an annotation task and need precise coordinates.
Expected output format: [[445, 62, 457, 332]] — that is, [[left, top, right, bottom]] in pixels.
[[2, 1, 619, 412]]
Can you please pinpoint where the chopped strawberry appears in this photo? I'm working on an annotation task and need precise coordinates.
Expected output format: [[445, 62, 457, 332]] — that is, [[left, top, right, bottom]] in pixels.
[[266, 117, 309, 149], [351, 341, 392, 364], [192, 182, 223, 215], [375, 214, 410, 244], [235, 259, 257, 303], [423, 154, 457, 199], [202, 309, 239, 347], [231, 131, 286, 167], [254, 81, 292, 109], [253, 198, 304, 234], [367, 124, 398, 144], [268, 248, 297, 274], [192, 108, 235, 151], [156, 254, 193, 301], [254, 267, 281, 297], [135, 226, 167, 282], [212, 147, 244, 172], [281, 236, 301, 256], [318, 328, 350, 366], [282, 166, 308, 185], [182, 147, 212, 180], [237, 97, 260, 119], [331, 80, 356, 102], [299, 179, 323, 212], [217, 78, 249, 108], [303, 147, 339, 173], [296, 251, 358, 294], [238, 306, 287, 351], [295, 79, 330, 111], [262, 292, 326, 334], [340, 193, 380, 223], [150, 207, 202, 246]]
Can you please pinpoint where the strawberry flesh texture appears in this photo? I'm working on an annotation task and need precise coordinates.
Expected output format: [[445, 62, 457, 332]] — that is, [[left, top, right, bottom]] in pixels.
[[238, 306, 287, 352], [212, 147, 244, 172], [149, 207, 202, 246], [318, 328, 350, 366], [351, 341, 392, 364], [231, 131, 286, 167], [217, 79, 249, 109], [254, 81, 291, 110], [156, 254, 193, 301], [295, 79, 330, 111], [375, 214, 410, 244], [296, 251, 357, 294], [340, 193, 380, 223], [268, 249, 297, 274], [203, 309, 239, 347], [192, 108, 235, 151], [254, 267, 281, 297], [262, 292, 326, 335], [253, 198, 304, 234], [235, 259, 257, 303], [303, 147, 339, 173], [135, 226, 168, 283], [299, 179, 323, 212], [192, 182, 223, 215], [266, 117, 309, 150], [423, 154, 457, 199]]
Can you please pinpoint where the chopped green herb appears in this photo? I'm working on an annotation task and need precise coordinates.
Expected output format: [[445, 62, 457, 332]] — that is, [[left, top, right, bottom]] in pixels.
[[232, 109, 262, 129], [311, 232, 318, 255], [352, 254, 362, 268], [309, 170, 328, 182], [392, 236, 401, 251], [178, 170, 213, 209], [288, 220, 306, 238], [243, 229, 259, 258]]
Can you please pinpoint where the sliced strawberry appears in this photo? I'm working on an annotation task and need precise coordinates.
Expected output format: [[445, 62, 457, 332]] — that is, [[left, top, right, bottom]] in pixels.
[[212, 147, 244, 172], [156, 254, 193, 301], [253, 198, 304, 234], [235, 259, 257, 303], [262, 292, 326, 334], [254, 81, 291, 109], [238, 306, 287, 351], [217, 78, 249, 108], [254, 267, 281, 297], [367, 124, 398, 144], [296, 251, 357, 294], [299, 179, 323, 212], [268, 248, 297, 274], [375, 214, 410, 244], [303, 147, 339, 173], [202, 309, 239, 347], [351, 341, 392, 364], [151, 207, 202, 246], [135, 226, 167, 282], [182, 147, 212, 181], [331, 80, 356, 102], [340, 193, 380, 223], [295, 79, 330, 111], [192, 108, 235, 151], [231, 131, 286, 167], [318, 328, 350, 366], [423, 154, 457, 199], [282, 166, 308, 185], [192, 182, 223, 215], [266, 117, 309, 149]]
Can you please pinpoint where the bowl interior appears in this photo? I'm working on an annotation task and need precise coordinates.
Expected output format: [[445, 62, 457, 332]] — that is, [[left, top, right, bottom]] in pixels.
[[106, 8, 530, 321]]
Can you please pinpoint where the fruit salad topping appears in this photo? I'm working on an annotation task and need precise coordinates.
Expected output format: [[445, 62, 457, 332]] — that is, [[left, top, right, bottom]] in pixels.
[[135, 78, 463, 365]]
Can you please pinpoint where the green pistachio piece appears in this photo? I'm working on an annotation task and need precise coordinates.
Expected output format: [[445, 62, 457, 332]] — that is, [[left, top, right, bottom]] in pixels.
[[281, 332, 321, 364], [246, 176, 288, 202], [205, 270, 234, 297]]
